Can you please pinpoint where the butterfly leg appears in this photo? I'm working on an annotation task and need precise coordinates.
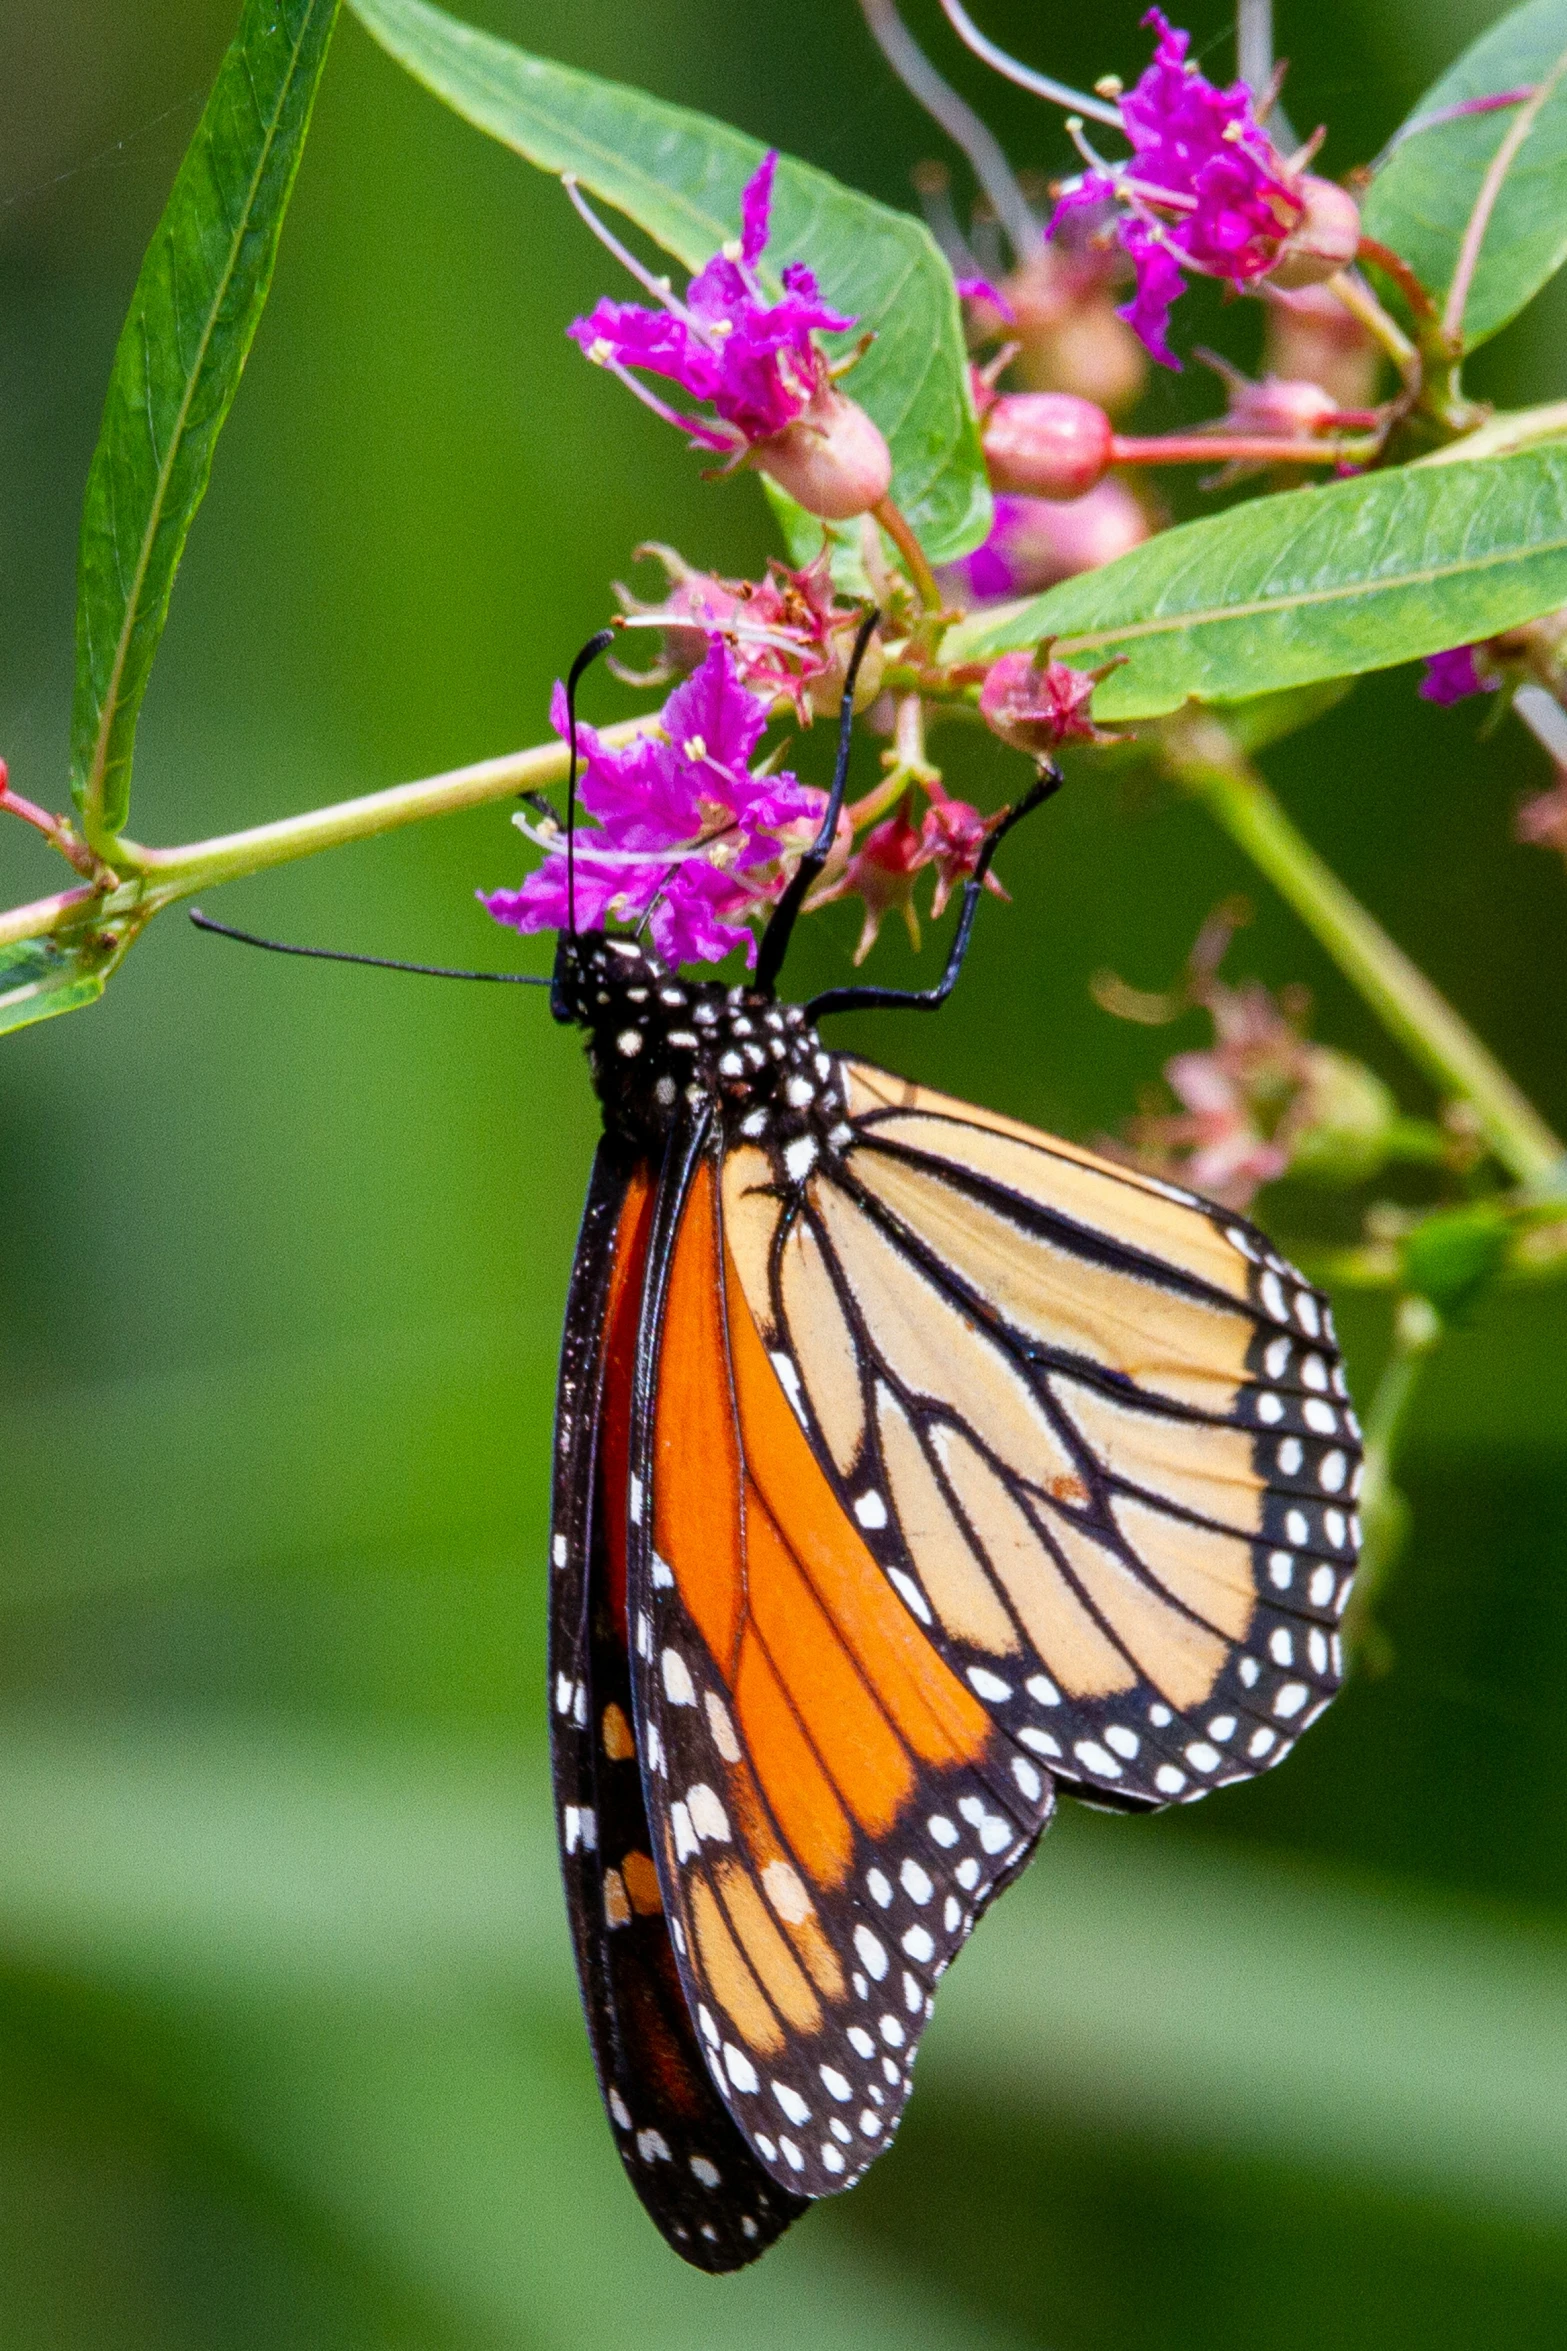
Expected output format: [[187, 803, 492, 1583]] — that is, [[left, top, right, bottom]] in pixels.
[[805, 765, 1061, 1021]]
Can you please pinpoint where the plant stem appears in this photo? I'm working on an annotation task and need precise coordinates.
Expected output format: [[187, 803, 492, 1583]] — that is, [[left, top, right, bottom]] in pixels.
[[1160, 714, 1567, 1195], [1442, 49, 1567, 349], [873, 495, 945, 616], [1343, 1293, 1443, 1672], [1355, 236, 1436, 324], [1414, 397, 1567, 466], [0, 881, 110, 951], [1327, 269, 1420, 394], [0, 717, 661, 950], [1110, 431, 1375, 469]]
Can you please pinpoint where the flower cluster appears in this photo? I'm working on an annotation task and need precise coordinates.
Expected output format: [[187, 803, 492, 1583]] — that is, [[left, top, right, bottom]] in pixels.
[[568, 153, 892, 519], [1099, 908, 1398, 1208], [614, 546, 881, 721], [482, 639, 825, 968], [811, 783, 1011, 962], [1050, 11, 1345, 369]]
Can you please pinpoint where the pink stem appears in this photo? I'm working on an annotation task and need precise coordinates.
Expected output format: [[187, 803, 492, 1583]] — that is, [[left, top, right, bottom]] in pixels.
[[1111, 432, 1369, 466]]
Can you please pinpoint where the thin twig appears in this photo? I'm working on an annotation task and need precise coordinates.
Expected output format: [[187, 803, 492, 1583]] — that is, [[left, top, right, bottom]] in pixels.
[[936, 0, 1124, 130], [859, 0, 1042, 264]]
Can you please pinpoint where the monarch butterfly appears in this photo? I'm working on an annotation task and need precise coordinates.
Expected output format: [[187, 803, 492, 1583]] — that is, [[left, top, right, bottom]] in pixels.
[[541, 616, 1362, 2269], [193, 615, 1360, 2267]]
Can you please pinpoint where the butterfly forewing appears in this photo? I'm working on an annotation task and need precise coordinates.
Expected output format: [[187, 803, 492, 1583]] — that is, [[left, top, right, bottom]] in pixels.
[[625, 1116, 1056, 2204], [549, 1143, 805, 2270], [733, 1058, 1360, 1812]]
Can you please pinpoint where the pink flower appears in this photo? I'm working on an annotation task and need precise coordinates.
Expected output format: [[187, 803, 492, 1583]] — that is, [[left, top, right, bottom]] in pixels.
[[615, 547, 881, 722], [1419, 644, 1498, 705], [569, 153, 850, 447], [567, 156, 892, 518], [1097, 904, 1396, 1207], [481, 638, 825, 969], [1049, 11, 1303, 369]]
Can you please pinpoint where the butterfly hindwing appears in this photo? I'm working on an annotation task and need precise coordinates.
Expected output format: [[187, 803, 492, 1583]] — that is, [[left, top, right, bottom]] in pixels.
[[731, 1059, 1360, 1813], [626, 1116, 1057, 2205], [549, 1142, 805, 2270]]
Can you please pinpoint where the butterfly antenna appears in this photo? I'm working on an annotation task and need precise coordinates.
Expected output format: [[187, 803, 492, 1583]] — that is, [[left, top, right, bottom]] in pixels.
[[188, 908, 550, 984], [563, 627, 619, 938], [754, 606, 880, 998]]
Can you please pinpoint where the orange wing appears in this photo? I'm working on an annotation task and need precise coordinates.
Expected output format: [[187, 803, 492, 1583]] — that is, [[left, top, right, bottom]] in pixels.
[[628, 1131, 1056, 2203], [548, 1146, 805, 2268]]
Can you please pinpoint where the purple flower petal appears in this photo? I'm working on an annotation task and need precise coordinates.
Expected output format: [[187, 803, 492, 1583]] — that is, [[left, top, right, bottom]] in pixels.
[[568, 152, 855, 455], [1116, 218, 1187, 369], [1419, 644, 1496, 705], [662, 638, 771, 780], [740, 151, 777, 270], [956, 275, 1017, 323]]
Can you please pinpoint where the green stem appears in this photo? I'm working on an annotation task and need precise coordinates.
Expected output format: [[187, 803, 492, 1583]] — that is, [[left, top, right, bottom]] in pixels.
[[0, 717, 661, 950], [1327, 269, 1420, 395], [1414, 397, 1567, 467], [1342, 1294, 1443, 1672], [1161, 715, 1567, 1196]]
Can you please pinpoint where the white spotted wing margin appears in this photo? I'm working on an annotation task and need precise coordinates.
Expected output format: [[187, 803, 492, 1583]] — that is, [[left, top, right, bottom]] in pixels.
[[548, 1139, 806, 2273], [759, 1058, 1362, 1813], [626, 1111, 1058, 2211]]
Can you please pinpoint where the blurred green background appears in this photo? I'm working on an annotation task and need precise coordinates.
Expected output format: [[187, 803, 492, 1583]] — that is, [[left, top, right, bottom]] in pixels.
[[4, 2, 1567, 2344]]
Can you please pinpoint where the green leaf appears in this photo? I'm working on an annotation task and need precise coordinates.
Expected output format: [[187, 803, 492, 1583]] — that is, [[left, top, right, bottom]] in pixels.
[[348, 0, 988, 566], [72, 0, 342, 842], [0, 935, 116, 1035], [944, 451, 1567, 720], [1362, 0, 1567, 352]]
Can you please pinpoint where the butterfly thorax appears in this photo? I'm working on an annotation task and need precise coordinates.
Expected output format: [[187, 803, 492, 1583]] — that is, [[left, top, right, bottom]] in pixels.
[[554, 931, 851, 1168]]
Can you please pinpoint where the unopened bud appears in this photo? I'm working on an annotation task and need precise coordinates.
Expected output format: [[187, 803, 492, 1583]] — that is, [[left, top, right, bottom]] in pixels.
[[955, 481, 1151, 602], [1268, 176, 1362, 291], [981, 392, 1113, 498], [1226, 372, 1342, 437], [1286, 1047, 1399, 1185], [1003, 251, 1148, 414], [979, 650, 1109, 755], [753, 389, 892, 521]]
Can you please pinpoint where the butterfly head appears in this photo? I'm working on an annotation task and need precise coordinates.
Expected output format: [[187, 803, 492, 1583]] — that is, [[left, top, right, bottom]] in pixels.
[[556, 928, 850, 1168]]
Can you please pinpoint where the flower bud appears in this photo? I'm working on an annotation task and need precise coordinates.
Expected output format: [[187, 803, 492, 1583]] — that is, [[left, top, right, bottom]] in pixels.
[[753, 389, 892, 520], [979, 650, 1110, 756], [954, 481, 1151, 603], [1286, 1047, 1400, 1186], [1267, 176, 1362, 291], [841, 805, 924, 961], [1225, 371, 1343, 438], [981, 392, 1114, 498]]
